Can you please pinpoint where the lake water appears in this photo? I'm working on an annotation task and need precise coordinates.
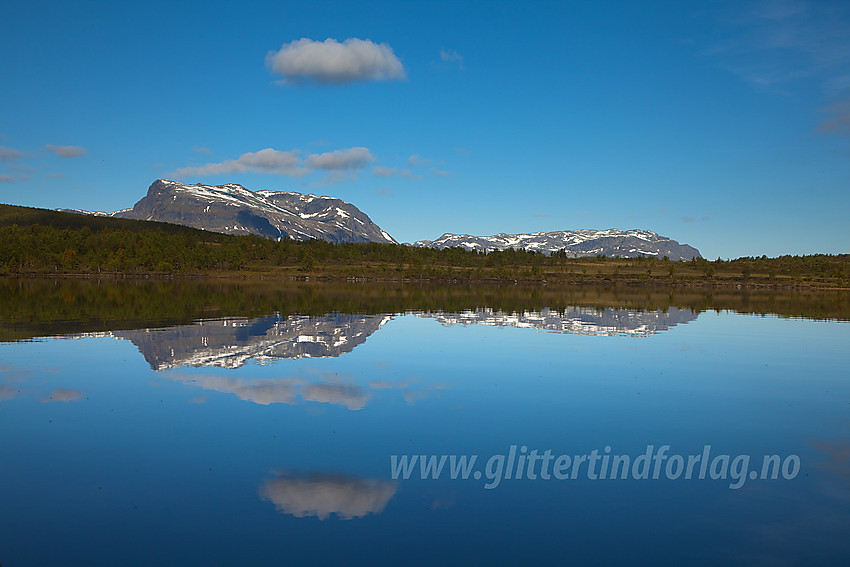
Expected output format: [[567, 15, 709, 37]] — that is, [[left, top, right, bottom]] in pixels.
[[1, 279, 849, 566]]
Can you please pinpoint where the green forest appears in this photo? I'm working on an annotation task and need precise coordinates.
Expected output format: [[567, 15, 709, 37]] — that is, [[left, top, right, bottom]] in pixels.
[[1, 204, 848, 287]]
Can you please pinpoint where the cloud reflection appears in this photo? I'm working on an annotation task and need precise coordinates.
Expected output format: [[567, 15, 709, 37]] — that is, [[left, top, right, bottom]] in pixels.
[[301, 383, 370, 410], [41, 389, 84, 403], [166, 373, 371, 410], [259, 472, 397, 520], [0, 384, 17, 402]]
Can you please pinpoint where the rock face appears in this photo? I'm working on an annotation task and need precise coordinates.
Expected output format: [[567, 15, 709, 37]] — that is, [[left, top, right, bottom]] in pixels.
[[62, 179, 397, 244], [412, 229, 701, 260]]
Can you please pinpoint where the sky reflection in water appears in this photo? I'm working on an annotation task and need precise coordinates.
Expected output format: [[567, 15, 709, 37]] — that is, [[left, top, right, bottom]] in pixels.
[[0, 303, 848, 566]]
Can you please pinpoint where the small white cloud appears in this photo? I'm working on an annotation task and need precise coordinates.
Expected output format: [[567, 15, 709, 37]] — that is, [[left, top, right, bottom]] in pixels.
[[266, 38, 406, 85], [311, 171, 358, 187], [431, 168, 453, 177], [193, 146, 212, 155], [373, 166, 421, 180], [0, 174, 14, 183], [373, 166, 397, 178], [439, 49, 464, 70], [45, 144, 87, 158], [306, 147, 375, 170], [407, 154, 431, 167], [817, 100, 850, 135], [533, 212, 550, 218], [0, 146, 23, 161], [171, 148, 307, 177]]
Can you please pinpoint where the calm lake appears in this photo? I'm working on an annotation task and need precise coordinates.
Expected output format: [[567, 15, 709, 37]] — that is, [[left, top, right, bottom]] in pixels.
[[1, 279, 849, 566]]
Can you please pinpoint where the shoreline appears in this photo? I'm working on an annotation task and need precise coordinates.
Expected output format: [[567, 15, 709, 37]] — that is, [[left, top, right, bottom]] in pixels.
[[2, 272, 848, 291]]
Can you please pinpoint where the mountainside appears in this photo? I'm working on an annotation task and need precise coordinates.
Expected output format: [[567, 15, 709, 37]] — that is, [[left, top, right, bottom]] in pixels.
[[412, 229, 701, 260], [60, 179, 396, 244]]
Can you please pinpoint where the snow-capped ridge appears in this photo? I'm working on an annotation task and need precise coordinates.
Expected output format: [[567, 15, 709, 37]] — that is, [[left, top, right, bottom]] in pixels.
[[412, 229, 701, 260], [59, 179, 397, 245]]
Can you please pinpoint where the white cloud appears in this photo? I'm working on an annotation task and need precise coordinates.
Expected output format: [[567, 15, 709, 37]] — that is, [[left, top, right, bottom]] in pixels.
[[45, 144, 87, 158], [0, 174, 14, 183], [705, 2, 850, 95], [439, 49, 464, 70], [373, 166, 397, 178], [171, 148, 307, 177], [407, 154, 431, 167], [260, 473, 397, 520], [266, 38, 406, 85], [817, 100, 850, 135], [309, 171, 359, 186], [306, 147, 375, 170], [369, 378, 418, 389], [193, 146, 212, 155], [372, 166, 421, 180], [171, 146, 377, 181], [0, 146, 23, 161]]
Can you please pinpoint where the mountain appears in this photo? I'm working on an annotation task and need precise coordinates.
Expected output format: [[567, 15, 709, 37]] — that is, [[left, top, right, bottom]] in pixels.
[[412, 229, 701, 260], [60, 179, 396, 244]]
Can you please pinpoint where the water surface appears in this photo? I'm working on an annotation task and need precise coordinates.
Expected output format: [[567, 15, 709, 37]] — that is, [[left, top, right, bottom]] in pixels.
[[1, 279, 848, 566]]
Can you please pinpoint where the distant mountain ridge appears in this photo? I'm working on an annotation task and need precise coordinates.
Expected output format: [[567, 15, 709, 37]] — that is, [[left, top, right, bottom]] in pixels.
[[60, 179, 396, 244], [55, 179, 701, 258], [412, 229, 701, 260]]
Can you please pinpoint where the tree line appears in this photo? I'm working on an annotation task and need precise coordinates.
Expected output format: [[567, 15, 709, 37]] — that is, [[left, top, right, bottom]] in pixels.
[[1, 204, 848, 287]]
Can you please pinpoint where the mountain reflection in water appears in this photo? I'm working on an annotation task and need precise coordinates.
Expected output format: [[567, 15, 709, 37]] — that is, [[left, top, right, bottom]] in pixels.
[[73, 307, 698, 370]]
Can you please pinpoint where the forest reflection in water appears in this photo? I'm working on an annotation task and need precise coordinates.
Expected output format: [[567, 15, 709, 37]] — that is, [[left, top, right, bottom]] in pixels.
[[2, 277, 848, 344]]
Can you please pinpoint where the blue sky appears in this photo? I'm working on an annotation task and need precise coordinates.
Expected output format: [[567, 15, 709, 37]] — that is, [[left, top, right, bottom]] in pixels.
[[1, 0, 848, 259]]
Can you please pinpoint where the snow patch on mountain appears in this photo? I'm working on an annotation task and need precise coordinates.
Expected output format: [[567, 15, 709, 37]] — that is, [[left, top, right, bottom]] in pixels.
[[412, 229, 701, 260]]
